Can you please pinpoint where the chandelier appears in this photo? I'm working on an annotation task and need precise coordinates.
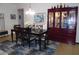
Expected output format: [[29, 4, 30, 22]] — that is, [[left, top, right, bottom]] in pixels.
[[25, 3, 35, 15]]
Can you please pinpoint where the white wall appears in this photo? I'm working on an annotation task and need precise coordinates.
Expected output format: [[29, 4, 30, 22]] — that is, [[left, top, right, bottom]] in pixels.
[[0, 3, 19, 34], [18, 3, 79, 43]]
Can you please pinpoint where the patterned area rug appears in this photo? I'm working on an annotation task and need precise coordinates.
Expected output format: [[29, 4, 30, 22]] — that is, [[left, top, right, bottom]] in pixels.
[[0, 40, 59, 55]]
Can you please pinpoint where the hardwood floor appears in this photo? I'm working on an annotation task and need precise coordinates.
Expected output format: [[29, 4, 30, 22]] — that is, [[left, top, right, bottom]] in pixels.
[[0, 35, 79, 55], [0, 34, 16, 42], [55, 43, 79, 55]]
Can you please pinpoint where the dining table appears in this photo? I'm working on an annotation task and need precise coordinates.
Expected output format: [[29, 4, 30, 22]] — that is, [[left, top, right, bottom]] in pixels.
[[11, 28, 48, 51]]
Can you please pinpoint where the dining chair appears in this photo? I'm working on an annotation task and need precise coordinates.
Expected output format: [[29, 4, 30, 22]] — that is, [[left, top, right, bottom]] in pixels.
[[34, 25, 48, 49], [14, 27, 22, 44], [14, 27, 28, 46], [41, 33, 48, 49], [15, 27, 37, 47], [26, 27, 37, 48], [14, 25, 20, 29]]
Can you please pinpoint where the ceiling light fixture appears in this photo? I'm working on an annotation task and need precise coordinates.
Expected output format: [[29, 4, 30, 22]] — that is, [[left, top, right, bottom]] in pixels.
[[25, 3, 35, 15]]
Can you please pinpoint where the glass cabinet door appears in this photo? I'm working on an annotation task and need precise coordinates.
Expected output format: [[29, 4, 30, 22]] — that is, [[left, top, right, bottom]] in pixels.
[[61, 11, 68, 28], [49, 12, 53, 28], [55, 12, 60, 28], [68, 10, 76, 29]]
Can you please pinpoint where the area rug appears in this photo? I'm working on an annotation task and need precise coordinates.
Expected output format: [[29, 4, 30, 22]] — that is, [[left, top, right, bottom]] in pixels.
[[0, 40, 59, 55]]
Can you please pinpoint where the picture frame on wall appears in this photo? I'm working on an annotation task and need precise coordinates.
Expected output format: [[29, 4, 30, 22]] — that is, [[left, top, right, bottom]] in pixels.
[[10, 14, 16, 19], [34, 13, 45, 23]]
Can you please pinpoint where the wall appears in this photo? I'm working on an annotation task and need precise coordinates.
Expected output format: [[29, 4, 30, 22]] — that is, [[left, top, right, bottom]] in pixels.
[[18, 3, 79, 43], [0, 3, 19, 34]]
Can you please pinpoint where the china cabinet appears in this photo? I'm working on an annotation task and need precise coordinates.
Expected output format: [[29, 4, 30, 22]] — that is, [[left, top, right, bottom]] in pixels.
[[48, 5, 78, 44]]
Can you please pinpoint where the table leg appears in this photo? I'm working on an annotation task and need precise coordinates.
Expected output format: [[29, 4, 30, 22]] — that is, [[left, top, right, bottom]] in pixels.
[[39, 36, 41, 51], [44, 39, 47, 49], [16, 34, 18, 44], [46, 35, 49, 45], [11, 30, 13, 42]]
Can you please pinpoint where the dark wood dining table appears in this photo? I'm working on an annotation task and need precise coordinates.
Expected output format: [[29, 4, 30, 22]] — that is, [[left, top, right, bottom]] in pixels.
[[11, 28, 47, 51]]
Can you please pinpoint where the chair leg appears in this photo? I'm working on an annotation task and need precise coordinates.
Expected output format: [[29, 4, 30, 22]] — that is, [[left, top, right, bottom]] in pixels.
[[28, 40, 30, 48], [46, 35, 49, 45], [15, 34, 18, 44], [44, 40, 47, 49], [21, 39, 24, 47], [21, 37, 26, 47], [47, 39, 49, 45], [35, 39, 37, 46], [16, 38, 18, 44]]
